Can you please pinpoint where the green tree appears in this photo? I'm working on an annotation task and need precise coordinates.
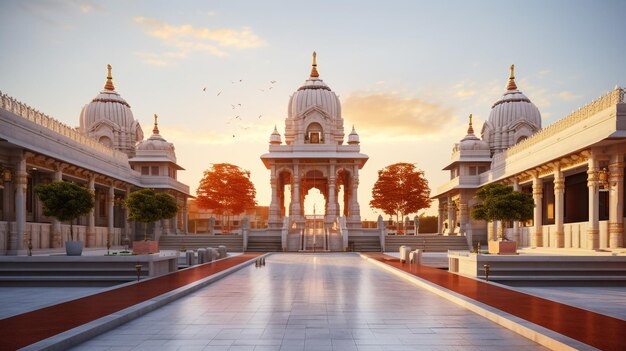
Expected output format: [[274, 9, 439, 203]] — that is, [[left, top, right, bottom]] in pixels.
[[471, 183, 534, 240], [35, 181, 94, 241], [124, 189, 179, 241], [370, 163, 431, 230], [196, 163, 257, 232]]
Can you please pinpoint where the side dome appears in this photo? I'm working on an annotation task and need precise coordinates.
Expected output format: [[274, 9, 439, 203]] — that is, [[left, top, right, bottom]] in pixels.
[[269, 125, 282, 145], [79, 65, 144, 157], [136, 114, 176, 161], [482, 65, 541, 154], [459, 114, 488, 151], [347, 126, 360, 145]]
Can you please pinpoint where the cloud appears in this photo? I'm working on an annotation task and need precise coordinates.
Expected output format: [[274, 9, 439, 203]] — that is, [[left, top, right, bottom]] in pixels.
[[133, 16, 266, 61], [342, 92, 455, 138], [557, 91, 581, 101], [77, 1, 104, 13]]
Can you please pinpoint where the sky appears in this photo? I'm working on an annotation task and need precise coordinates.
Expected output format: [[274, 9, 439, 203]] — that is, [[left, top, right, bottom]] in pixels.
[[1, 0, 625, 219]]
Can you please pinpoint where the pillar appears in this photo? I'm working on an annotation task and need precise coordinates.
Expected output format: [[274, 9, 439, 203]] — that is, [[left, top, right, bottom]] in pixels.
[[11, 155, 27, 254], [609, 153, 624, 248], [86, 175, 96, 247], [350, 169, 361, 221], [269, 166, 280, 223], [437, 201, 445, 234], [107, 185, 114, 247], [182, 198, 189, 234], [512, 179, 520, 243], [291, 165, 302, 220], [587, 157, 600, 250], [51, 163, 66, 248], [532, 174, 543, 247], [554, 168, 565, 248], [458, 192, 469, 235], [124, 186, 131, 244], [447, 195, 455, 236]]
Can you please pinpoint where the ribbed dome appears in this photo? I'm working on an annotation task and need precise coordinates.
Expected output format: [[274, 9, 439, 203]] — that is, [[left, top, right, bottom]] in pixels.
[[288, 77, 341, 120], [79, 65, 143, 156], [348, 126, 360, 145], [487, 65, 541, 130], [136, 115, 176, 159]]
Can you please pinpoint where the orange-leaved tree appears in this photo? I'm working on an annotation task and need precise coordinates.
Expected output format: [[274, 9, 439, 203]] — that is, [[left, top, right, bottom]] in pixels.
[[196, 163, 257, 233], [370, 162, 431, 230]]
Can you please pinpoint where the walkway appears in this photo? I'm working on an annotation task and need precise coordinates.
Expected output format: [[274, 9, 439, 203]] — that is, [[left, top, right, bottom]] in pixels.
[[0, 253, 260, 351], [69, 254, 544, 350], [364, 252, 626, 351]]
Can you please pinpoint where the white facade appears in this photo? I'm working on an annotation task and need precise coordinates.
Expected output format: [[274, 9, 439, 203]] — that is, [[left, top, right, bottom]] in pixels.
[[0, 66, 189, 255], [434, 66, 626, 251]]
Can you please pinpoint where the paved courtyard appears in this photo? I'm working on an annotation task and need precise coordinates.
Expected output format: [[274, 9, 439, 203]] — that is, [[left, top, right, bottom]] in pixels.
[[70, 254, 545, 351]]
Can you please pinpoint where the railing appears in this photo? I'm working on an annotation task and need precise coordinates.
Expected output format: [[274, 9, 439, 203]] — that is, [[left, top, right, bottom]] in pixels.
[[0, 91, 129, 162]]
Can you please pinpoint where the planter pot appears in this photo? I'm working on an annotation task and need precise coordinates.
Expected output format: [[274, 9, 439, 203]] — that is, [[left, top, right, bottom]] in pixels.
[[65, 241, 84, 256], [488, 240, 517, 255], [133, 241, 159, 255]]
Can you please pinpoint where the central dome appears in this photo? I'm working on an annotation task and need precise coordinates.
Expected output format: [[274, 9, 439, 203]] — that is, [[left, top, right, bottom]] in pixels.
[[283, 52, 345, 145], [287, 53, 341, 120]]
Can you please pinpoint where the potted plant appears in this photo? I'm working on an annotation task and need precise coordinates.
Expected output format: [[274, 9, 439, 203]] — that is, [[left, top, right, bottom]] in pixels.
[[35, 181, 94, 256], [471, 183, 533, 255], [124, 189, 178, 254]]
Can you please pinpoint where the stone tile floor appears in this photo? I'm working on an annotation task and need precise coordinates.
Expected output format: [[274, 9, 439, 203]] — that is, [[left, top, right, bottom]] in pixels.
[[0, 287, 104, 319], [69, 254, 547, 350]]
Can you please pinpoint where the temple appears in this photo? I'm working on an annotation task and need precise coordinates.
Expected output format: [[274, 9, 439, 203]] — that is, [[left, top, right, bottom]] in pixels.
[[261, 52, 369, 250], [0, 65, 190, 255], [433, 65, 626, 250]]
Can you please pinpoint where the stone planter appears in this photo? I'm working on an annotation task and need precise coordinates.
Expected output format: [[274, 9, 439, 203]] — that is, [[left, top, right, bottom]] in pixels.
[[133, 241, 159, 255], [65, 241, 84, 256], [488, 240, 517, 255]]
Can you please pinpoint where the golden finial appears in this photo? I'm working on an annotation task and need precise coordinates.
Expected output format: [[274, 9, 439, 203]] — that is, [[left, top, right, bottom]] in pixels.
[[153, 113, 159, 134], [310, 51, 319, 78], [506, 64, 517, 91], [104, 64, 115, 91], [467, 113, 474, 134]]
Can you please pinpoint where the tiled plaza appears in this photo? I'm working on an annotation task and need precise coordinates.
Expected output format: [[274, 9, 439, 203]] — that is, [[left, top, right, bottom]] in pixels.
[[70, 254, 545, 351]]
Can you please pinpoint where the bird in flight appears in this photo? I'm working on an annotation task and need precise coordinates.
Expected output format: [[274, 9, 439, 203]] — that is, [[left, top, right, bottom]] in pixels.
[[217, 91, 221, 96], [270, 80, 277, 84], [203, 87, 206, 92], [258, 115, 262, 119]]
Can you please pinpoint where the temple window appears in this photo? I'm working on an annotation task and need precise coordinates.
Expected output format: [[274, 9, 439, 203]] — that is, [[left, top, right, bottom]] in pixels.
[[151, 166, 159, 176], [305, 122, 323, 144], [141, 166, 149, 175], [98, 136, 113, 148]]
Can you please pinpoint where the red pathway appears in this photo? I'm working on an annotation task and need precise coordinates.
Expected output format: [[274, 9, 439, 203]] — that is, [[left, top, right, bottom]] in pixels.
[[364, 252, 626, 351], [0, 253, 260, 351]]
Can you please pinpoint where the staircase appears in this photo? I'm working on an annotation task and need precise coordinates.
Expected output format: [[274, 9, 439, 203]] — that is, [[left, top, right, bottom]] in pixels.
[[349, 236, 382, 252], [159, 234, 243, 252], [0, 260, 149, 287], [385, 235, 469, 252], [246, 235, 282, 252]]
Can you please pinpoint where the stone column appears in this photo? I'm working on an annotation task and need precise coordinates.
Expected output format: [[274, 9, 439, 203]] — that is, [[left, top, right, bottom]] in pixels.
[[11, 155, 27, 254], [86, 175, 96, 247], [51, 163, 66, 248], [609, 154, 624, 248], [587, 157, 600, 250], [447, 195, 455, 236], [268, 165, 280, 223], [512, 179, 520, 243], [554, 168, 565, 248], [532, 174, 543, 247], [107, 185, 114, 247], [291, 164, 302, 220], [326, 175, 337, 219], [124, 186, 131, 244], [437, 201, 445, 234], [458, 192, 469, 236], [182, 198, 189, 234], [350, 170, 361, 221]]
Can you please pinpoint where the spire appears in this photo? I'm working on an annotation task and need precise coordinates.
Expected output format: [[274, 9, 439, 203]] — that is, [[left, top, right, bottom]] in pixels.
[[310, 51, 319, 78], [153, 113, 159, 134], [467, 113, 474, 134], [104, 64, 115, 91], [506, 64, 517, 91]]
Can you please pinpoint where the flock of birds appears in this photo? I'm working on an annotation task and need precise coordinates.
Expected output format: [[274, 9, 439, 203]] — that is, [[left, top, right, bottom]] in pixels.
[[202, 79, 278, 139]]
